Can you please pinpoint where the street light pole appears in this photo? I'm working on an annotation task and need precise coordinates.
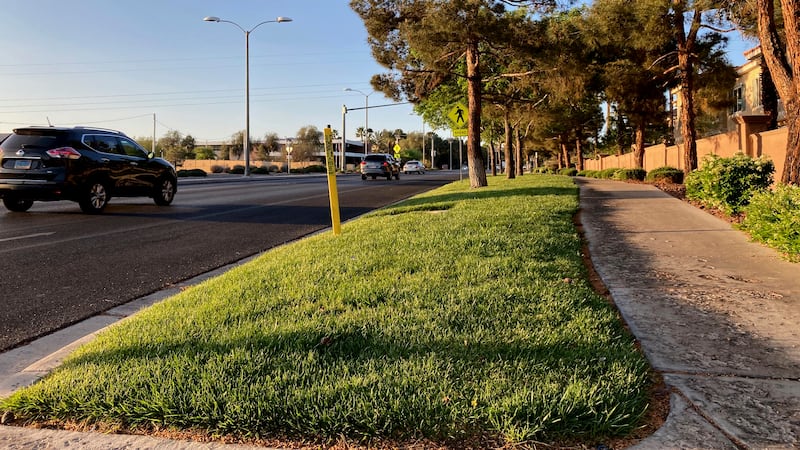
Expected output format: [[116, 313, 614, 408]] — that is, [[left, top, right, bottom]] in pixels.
[[422, 121, 426, 167], [430, 131, 435, 170], [448, 137, 453, 171], [286, 139, 293, 174], [204, 15, 292, 176], [344, 88, 373, 155]]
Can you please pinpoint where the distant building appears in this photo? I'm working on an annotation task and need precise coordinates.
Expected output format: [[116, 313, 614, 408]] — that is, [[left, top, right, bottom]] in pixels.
[[669, 46, 785, 144]]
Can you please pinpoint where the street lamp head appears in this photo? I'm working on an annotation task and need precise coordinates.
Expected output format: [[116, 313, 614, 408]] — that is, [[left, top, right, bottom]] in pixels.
[[203, 16, 220, 22], [276, 17, 292, 23]]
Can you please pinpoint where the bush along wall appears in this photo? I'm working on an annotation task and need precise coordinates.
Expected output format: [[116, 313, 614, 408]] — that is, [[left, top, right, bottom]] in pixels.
[[645, 167, 683, 184], [614, 169, 646, 181], [177, 169, 207, 177], [740, 184, 800, 261], [685, 154, 774, 215]]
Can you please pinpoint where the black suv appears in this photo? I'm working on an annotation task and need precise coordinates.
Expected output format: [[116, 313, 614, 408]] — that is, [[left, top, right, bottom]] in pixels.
[[0, 126, 177, 213], [360, 153, 401, 180]]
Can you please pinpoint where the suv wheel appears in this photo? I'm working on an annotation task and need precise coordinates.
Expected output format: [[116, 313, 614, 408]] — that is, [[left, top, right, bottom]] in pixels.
[[3, 197, 34, 212], [79, 180, 109, 214], [153, 177, 176, 206]]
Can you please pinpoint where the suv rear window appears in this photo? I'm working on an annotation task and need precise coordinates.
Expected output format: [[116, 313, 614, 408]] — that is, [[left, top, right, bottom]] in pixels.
[[0, 130, 70, 150], [364, 154, 389, 162]]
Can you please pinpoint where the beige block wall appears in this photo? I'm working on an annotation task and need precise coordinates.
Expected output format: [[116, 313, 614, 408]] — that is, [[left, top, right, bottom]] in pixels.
[[585, 127, 788, 180], [752, 128, 789, 181]]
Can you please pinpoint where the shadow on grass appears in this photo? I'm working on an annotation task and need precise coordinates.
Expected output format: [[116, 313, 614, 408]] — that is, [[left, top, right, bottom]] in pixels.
[[382, 186, 577, 213], [60, 320, 634, 390]]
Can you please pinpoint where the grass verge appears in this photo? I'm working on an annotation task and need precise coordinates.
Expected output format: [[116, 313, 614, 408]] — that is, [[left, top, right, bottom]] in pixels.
[[1, 175, 652, 446]]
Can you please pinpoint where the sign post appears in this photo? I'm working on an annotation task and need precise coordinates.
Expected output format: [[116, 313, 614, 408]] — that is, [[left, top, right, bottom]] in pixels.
[[449, 103, 468, 180], [323, 125, 342, 236]]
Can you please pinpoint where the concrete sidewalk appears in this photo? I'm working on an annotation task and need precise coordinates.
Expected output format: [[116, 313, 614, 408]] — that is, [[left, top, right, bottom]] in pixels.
[[577, 178, 800, 449], [2, 177, 798, 449]]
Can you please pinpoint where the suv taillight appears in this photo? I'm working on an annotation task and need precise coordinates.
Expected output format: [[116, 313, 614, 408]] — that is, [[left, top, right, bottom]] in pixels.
[[382, 162, 389, 167], [46, 147, 81, 159], [360, 161, 366, 165]]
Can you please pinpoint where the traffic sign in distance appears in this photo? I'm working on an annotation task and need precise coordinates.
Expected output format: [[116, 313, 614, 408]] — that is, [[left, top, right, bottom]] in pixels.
[[448, 103, 468, 129]]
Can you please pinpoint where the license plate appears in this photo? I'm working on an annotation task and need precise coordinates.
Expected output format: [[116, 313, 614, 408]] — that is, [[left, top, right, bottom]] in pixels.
[[14, 160, 32, 170]]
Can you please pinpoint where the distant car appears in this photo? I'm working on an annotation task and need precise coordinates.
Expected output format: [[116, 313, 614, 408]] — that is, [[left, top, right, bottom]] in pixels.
[[360, 153, 401, 180], [402, 160, 425, 174], [0, 126, 177, 213]]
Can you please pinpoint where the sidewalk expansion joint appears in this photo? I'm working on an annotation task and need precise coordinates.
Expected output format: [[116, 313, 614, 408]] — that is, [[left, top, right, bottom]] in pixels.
[[661, 369, 800, 383], [671, 387, 750, 450]]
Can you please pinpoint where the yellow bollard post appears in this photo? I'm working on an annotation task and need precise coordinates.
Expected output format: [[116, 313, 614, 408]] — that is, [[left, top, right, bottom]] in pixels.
[[323, 125, 342, 236]]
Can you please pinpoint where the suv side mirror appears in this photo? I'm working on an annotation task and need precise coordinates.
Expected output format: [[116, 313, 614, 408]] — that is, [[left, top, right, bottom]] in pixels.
[[147, 151, 155, 159]]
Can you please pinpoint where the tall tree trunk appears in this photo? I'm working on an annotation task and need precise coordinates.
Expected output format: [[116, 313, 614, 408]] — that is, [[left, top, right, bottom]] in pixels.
[[756, 0, 800, 184], [634, 119, 646, 169], [466, 41, 488, 187], [784, 123, 800, 184], [673, 2, 700, 174], [504, 109, 515, 179], [514, 126, 524, 176], [575, 138, 584, 172], [759, 58, 780, 130], [561, 140, 570, 169], [489, 141, 497, 176]]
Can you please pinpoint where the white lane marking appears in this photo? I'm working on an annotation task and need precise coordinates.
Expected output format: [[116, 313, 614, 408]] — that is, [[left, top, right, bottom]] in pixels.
[[0, 232, 56, 243]]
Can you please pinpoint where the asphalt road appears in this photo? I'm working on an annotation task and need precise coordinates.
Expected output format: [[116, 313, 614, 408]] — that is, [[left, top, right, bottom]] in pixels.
[[0, 172, 458, 352]]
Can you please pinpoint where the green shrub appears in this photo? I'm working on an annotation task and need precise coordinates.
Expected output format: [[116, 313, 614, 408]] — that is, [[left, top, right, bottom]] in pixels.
[[646, 166, 684, 184], [614, 168, 647, 181], [559, 167, 578, 176], [250, 166, 270, 174], [577, 170, 597, 178], [227, 165, 246, 174], [740, 184, 800, 261], [303, 164, 327, 173], [176, 169, 207, 178], [268, 164, 281, 173], [597, 168, 620, 179], [685, 154, 774, 215]]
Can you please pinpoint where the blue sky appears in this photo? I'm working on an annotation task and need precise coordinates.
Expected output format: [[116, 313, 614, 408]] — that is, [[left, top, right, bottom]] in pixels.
[[0, 0, 416, 143], [0, 1, 756, 144]]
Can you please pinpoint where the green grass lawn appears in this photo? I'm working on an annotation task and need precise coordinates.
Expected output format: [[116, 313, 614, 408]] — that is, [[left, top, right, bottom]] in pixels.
[[1, 175, 652, 446]]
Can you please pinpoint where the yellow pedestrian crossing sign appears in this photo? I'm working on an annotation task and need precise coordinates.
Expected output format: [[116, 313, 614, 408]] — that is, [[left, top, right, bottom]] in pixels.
[[448, 103, 468, 129]]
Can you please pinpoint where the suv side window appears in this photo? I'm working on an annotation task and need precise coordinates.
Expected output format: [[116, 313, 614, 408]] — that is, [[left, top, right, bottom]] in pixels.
[[119, 138, 147, 158], [85, 135, 120, 154]]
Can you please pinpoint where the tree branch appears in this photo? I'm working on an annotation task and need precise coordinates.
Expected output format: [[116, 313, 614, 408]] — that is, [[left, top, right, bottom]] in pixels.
[[699, 23, 737, 33], [648, 51, 678, 70]]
